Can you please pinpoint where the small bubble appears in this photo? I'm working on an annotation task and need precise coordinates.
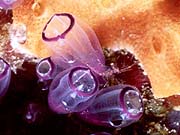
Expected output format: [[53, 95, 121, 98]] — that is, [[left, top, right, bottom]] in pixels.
[[121, 17, 126, 21]]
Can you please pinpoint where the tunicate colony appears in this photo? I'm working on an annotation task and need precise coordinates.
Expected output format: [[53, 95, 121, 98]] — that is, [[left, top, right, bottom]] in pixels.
[[39, 13, 143, 128], [0, 1, 144, 129]]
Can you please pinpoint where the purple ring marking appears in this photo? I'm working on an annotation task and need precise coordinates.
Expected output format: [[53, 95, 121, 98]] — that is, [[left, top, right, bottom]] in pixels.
[[36, 57, 55, 81], [119, 86, 143, 119], [42, 13, 75, 42]]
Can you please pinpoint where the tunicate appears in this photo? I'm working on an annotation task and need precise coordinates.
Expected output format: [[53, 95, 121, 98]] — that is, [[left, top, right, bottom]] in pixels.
[[48, 66, 99, 113], [42, 13, 105, 74], [78, 84, 143, 128]]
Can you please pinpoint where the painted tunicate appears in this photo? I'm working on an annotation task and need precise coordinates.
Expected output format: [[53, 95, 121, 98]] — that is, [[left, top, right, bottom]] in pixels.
[[48, 66, 99, 113], [78, 84, 143, 128], [42, 13, 105, 74]]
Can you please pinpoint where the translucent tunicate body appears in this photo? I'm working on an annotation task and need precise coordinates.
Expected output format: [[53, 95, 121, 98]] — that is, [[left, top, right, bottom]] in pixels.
[[42, 13, 105, 74], [48, 66, 99, 114], [78, 84, 143, 128], [0, 58, 11, 97], [0, 0, 24, 10]]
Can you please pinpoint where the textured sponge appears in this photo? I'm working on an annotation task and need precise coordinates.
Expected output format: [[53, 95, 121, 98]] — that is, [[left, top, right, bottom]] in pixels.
[[13, 0, 180, 98]]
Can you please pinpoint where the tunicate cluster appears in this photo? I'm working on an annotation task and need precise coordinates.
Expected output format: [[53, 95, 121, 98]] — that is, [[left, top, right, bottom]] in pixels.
[[39, 13, 144, 129]]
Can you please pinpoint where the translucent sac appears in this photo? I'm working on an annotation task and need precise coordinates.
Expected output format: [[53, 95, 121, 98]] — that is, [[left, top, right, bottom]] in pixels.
[[36, 57, 58, 82], [0, 0, 24, 10], [0, 58, 11, 97], [48, 66, 99, 114], [42, 13, 105, 74], [78, 84, 143, 128]]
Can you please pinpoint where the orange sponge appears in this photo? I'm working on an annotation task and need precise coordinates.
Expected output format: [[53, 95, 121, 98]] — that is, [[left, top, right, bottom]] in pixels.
[[12, 0, 180, 98]]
